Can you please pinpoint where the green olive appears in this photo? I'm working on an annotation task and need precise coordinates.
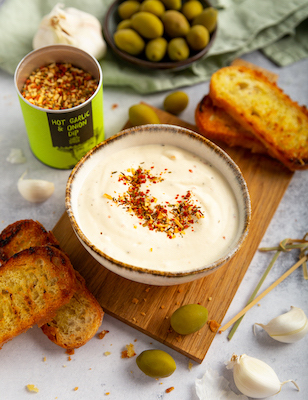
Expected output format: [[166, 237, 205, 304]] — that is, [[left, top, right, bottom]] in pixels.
[[161, 10, 190, 38], [163, 91, 189, 115], [140, 0, 165, 17], [181, 0, 203, 21], [186, 25, 209, 51], [131, 11, 164, 39], [113, 29, 145, 55], [136, 349, 176, 378], [117, 19, 132, 30], [170, 304, 208, 335], [118, 0, 141, 20], [129, 103, 161, 125], [167, 37, 190, 61], [161, 0, 181, 11], [192, 7, 218, 33], [145, 37, 168, 62]]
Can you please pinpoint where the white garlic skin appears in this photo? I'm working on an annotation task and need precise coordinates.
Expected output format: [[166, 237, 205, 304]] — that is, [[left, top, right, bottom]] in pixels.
[[255, 306, 308, 343], [227, 354, 283, 398], [18, 174, 54, 203], [32, 3, 106, 60]]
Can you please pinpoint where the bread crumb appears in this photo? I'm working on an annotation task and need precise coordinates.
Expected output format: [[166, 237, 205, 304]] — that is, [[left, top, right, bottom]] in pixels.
[[121, 343, 136, 358], [104, 351, 111, 356], [160, 305, 165, 309], [111, 103, 118, 109], [105, 392, 110, 395], [68, 356, 72, 361], [26, 384, 39, 393], [145, 287, 150, 292], [74, 387, 78, 391], [43, 356, 46, 362], [188, 361, 193, 370], [132, 298, 139, 304], [177, 288, 183, 293], [66, 349, 75, 355], [166, 386, 174, 393], [208, 297, 212, 301], [175, 335, 181, 342], [98, 330, 109, 339], [208, 320, 221, 333], [140, 311, 146, 316]]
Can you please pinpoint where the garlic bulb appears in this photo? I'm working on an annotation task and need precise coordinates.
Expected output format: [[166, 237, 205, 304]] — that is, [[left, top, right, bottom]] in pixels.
[[254, 306, 308, 343], [18, 172, 54, 203], [226, 354, 299, 398], [32, 3, 106, 60]]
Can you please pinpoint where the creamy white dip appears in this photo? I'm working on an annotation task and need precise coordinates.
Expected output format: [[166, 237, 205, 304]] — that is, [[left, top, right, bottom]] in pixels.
[[77, 144, 239, 272]]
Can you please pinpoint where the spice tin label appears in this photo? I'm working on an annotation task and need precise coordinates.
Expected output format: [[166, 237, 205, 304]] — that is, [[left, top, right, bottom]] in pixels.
[[47, 102, 93, 147]]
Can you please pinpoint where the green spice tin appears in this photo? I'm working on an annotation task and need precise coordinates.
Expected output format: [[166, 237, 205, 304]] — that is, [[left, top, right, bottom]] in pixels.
[[14, 45, 104, 169]]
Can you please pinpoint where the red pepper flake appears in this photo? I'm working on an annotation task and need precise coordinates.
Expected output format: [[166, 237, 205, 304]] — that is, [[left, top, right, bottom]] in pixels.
[[105, 166, 204, 239], [166, 387, 174, 393], [20, 62, 98, 110]]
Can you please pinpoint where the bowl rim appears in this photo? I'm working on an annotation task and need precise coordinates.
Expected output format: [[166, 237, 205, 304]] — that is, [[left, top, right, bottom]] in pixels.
[[102, 0, 218, 71], [66, 124, 251, 279]]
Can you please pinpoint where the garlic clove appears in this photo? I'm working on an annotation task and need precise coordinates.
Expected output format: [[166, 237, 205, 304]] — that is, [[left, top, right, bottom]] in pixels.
[[17, 172, 54, 203], [254, 306, 308, 343], [226, 354, 299, 399]]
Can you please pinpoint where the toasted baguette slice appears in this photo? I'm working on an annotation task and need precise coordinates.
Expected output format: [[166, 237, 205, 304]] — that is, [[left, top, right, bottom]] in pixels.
[[0, 219, 104, 349], [41, 271, 104, 349], [195, 95, 267, 154], [0, 219, 59, 266], [0, 246, 77, 348], [209, 65, 308, 170]]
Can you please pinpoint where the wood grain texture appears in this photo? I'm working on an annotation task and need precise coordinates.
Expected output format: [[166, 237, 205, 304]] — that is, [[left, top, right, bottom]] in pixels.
[[52, 106, 293, 363]]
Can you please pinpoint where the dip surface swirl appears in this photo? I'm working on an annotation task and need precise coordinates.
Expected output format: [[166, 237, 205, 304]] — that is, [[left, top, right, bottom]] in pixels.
[[77, 144, 239, 272]]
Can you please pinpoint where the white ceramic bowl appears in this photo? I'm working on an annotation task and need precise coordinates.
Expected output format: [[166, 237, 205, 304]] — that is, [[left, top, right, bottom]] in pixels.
[[66, 124, 251, 286]]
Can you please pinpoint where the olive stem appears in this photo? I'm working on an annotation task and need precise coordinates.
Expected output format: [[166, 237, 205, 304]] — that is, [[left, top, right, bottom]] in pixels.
[[227, 249, 281, 340], [220, 255, 307, 334]]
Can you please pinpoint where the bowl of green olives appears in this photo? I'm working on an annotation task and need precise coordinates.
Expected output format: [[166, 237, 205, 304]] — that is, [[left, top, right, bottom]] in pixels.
[[103, 0, 218, 70]]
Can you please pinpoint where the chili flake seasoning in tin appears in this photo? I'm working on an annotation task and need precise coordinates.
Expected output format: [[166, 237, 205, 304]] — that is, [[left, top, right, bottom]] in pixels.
[[14, 45, 104, 169]]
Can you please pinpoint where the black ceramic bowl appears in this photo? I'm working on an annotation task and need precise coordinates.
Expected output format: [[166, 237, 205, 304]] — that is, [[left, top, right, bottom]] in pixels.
[[103, 0, 217, 71]]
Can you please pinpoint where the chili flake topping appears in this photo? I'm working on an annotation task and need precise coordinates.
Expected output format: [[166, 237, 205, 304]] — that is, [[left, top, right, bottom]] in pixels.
[[21, 62, 98, 110], [104, 166, 204, 239]]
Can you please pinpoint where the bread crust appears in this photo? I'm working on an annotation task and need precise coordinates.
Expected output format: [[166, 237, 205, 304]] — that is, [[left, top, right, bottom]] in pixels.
[[195, 95, 267, 154], [0, 219, 59, 266], [209, 65, 308, 170], [0, 245, 77, 348], [41, 271, 104, 349]]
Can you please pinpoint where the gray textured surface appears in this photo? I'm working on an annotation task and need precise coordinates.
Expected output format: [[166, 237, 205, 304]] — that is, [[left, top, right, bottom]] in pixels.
[[0, 51, 307, 400]]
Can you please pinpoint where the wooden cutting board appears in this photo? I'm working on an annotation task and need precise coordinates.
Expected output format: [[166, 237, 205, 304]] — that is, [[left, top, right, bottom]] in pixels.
[[53, 106, 293, 363]]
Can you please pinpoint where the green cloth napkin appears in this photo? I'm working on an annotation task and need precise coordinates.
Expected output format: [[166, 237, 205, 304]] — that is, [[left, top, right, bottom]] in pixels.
[[1, 0, 308, 93]]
